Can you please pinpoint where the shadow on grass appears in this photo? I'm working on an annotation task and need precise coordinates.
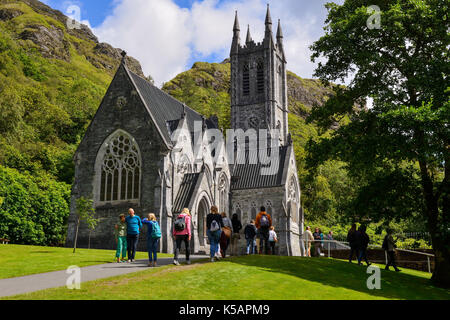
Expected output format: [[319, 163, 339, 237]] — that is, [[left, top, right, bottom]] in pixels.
[[227, 255, 450, 300], [29, 251, 54, 254]]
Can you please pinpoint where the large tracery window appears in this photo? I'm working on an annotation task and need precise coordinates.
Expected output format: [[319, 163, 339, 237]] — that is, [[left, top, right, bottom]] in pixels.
[[98, 131, 141, 203]]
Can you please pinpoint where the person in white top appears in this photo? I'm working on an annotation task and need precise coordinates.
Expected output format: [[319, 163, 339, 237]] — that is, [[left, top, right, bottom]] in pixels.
[[268, 226, 278, 255]]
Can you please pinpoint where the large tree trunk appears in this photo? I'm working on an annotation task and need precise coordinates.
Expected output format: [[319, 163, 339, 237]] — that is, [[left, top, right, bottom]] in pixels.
[[430, 235, 450, 288], [420, 160, 450, 288]]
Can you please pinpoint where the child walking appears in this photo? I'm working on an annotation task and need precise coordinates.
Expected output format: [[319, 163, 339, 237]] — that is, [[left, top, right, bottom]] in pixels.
[[268, 226, 278, 255], [142, 213, 162, 267], [114, 214, 127, 263]]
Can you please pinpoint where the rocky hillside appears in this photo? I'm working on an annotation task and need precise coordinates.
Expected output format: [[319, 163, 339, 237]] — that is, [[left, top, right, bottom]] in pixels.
[[162, 60, 338, 182], [162, 60, 336, 126]]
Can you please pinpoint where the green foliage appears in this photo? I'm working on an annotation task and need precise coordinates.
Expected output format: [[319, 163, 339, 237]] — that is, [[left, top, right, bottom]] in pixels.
[[0, 165, 70, 246], [75, 197, 97, 231], [308, 0, 449, 286]]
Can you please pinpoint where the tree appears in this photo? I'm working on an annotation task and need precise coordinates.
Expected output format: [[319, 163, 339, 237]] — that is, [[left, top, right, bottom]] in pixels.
[[308, 0, 449, 287], [73, 197, 97, 253]]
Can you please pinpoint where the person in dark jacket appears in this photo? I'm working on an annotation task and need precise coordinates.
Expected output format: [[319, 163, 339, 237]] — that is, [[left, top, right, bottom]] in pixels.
[[244, 220, 257, 254], [347, 223, 359, 263], [357, 225, 371, 266], [230, 214, 242, 256], [383, 229, 401, 272], [206, 206, 224, 262]]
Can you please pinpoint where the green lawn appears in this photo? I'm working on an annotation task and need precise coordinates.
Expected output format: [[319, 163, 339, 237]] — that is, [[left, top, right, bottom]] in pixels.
[[0, 244, 171, 279], [6, 255, 450, 300]]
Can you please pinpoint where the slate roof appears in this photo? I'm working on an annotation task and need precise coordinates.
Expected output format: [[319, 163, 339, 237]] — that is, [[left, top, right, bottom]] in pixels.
[[126, 68, 206, 147], [230, 146, 288, 190], [173, 173, 200, 213]]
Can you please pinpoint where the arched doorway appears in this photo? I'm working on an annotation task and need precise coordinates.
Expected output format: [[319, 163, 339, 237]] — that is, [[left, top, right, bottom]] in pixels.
[[197, 197, 209, 248]]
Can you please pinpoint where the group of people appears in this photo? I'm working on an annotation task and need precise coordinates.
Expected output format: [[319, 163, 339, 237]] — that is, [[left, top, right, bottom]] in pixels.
[[203, 205, 278, 263], [304, 226, 334, 257], [304, 223, 402, 272], [114, 208, 161, 267], [114, 206, 279, 267]]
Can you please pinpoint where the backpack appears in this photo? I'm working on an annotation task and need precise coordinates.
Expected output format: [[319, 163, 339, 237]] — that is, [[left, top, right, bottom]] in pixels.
[[210, 219, 220, 232], [150, 221, 162, 239], [174, 215, 186, 232], [260, 214, 270, 228]]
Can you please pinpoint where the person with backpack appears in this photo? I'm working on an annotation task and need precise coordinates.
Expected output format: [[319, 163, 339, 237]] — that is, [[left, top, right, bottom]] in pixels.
[[206, 206, 224, 262], [347, 223, 359, 263], [268, 226, 278, 255], [230, 213, 242, 256], [255, 206, 272, 255], [125, 208, 142, 263], [383, 229, 401, 272], [173, 208, 192, 266], [220, 212, 233, 258], [244, 220, 257, 254], [142, 213, 162, 267], [357, 225, 371, 266]]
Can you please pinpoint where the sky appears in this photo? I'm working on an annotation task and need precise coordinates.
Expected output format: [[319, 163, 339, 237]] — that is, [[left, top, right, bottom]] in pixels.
[[41, 0, 342, 87]]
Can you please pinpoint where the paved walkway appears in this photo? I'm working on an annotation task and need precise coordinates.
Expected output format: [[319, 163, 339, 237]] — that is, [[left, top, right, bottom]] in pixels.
[[0, 255, 206, 298]]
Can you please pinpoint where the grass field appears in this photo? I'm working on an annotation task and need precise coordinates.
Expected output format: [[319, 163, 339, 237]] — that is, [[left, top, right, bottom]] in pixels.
[[5, 255, 450, 300], [0, 244, 171, 279]]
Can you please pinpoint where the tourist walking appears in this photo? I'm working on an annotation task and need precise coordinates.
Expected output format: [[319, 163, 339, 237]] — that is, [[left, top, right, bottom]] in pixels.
[[357, 225, 371, 266], [125, 208, 142, 263], [319, 228, 324, 252], [220, 212, 233, 258], [305, 226, 314, 257], [114, 214, 127, 263], [207, 206, 224, 262], [244, 220, 257, 254], [142, 213, 162, 267], [231, 214, 242, 256], [347, 223, 359, 263], [383, 229, 401, 272], [313, 228, 322, 256], [255, 207, 272, 255], [173, 208, 192, 265], [268, 226, 278, 255]]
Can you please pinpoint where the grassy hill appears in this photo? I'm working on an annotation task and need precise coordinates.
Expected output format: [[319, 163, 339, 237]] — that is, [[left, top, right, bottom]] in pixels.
[[5, 255, 449, 300]]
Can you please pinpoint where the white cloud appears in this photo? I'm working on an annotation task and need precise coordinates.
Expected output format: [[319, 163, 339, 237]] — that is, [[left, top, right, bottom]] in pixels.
[[93, 0, 330, 85]]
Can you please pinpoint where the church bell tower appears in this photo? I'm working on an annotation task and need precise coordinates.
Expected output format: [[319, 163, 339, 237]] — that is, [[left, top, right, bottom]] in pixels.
[[230, 5, 289, 145]]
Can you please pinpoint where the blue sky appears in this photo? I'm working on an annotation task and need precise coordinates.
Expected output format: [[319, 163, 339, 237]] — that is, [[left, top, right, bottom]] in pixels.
[[41, 0, 336, 86]]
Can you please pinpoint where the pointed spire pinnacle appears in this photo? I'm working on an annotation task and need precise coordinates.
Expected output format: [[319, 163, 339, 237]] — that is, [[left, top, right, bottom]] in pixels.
[[120, 50, 127, 66], [265, 4, 272, 26], [277, 19, 283, 40], [233, 10, 240, 32], [246, 24, 252, 43]]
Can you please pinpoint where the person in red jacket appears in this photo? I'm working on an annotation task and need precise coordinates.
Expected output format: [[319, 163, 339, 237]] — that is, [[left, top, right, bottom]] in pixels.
[[255, 207, 272, 255]]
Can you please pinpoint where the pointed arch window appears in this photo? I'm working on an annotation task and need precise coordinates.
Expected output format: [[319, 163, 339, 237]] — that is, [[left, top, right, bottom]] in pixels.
[[97, 130, 141, 203], [243, 63, 250, 96], [257, 60, 264, 94]]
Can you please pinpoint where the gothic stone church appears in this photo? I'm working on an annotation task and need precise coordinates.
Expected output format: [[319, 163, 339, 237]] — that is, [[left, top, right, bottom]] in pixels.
[[66, 7, 304, 256]]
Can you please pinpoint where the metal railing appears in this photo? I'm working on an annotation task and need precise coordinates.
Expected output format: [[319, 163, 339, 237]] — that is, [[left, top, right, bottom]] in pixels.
[[301, 239, 435, 273]]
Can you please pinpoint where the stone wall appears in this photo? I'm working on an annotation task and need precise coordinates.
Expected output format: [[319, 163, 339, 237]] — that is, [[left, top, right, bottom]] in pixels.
[[66, 65, 169, 252]]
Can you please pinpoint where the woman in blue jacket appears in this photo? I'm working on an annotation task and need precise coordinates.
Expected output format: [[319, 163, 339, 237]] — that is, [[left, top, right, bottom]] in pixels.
[[142, 213, 161, 267]]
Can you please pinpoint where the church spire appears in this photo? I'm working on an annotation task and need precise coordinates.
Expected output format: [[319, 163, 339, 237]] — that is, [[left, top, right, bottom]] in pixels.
[[231, 11, 240, 55], [276, 19, 283, 40], [246, 24, 252, 44], [264, 4, 274, 45], [233, 10, 240, 32]]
